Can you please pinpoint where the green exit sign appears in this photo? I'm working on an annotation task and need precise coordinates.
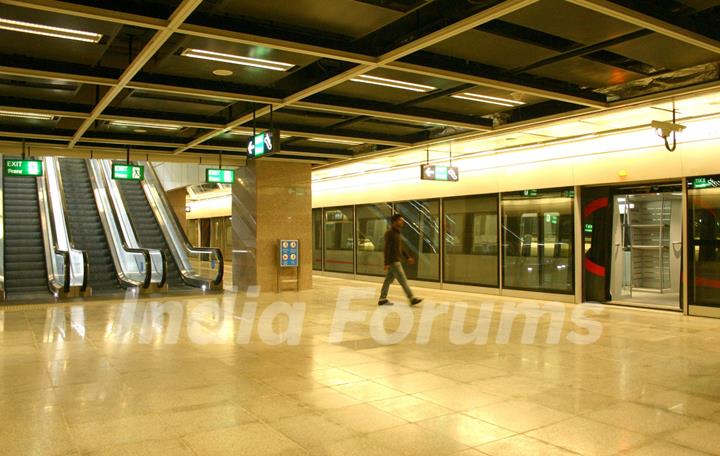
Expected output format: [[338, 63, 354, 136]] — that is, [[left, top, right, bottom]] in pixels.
[[523, 189, 538, 197], [206, 168, 235, 184], [112, 164, 144, 181], [584, 223, 593, 233], [4, 159, 42, 177]]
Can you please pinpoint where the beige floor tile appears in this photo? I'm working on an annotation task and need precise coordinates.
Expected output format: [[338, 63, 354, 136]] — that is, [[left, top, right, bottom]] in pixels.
[[465, 399, 572, 433], [332, 380, 404, 401], [416, 413, 514, 446], [667, 419, 720, 455], [584, 402, 696, 435], [428, 363, 506, 383], [527, 416, 647, 456], [621, 440, 711, 456], [308, 436, 394, 456], [339, 362, 414, 380], [478, 434, 580, 456], [636, 385, 720, 418], [69, 413, 176, 452], [292, 387, 361, 410], [183, 422, 303, 456], [527, 386, 619, 414], [366, 423, 469, 456], [162, 402, 257, 437], [242, 394, 313, 421], [81, 439, 194, 456], [374, 371, 459, 394], [323, 403, 407, 433], [414, 385, 502, 411], [305, 367, 366, 386], [264, 374, 325, 393], [372, 395, 453, 422], [0, 406, 76, 456], [271, 413, 356, 448]]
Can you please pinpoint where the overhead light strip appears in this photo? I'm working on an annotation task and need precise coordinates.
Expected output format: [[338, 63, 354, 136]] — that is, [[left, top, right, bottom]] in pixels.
[[0, 17, 102, 43], [0, 110, 55, 120], [308, 138, 363, 145], [181, 49, 294, 71], [452, 92, 525, 107], [110, 120, 182, 130], [350, 74, 436, 93]]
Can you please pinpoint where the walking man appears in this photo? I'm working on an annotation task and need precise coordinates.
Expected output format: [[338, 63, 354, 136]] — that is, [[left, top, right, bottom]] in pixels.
[[378, 214, 423, 306]]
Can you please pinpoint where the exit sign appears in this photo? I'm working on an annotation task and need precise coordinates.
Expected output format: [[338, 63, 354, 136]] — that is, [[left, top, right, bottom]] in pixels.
[[247, 130, 279, 159], [688, 176, 720, 189], [4, 159, 42, 177], [112, 164, 144, 181], [206, 168, 235, 184], [420, 164, 459, 182]]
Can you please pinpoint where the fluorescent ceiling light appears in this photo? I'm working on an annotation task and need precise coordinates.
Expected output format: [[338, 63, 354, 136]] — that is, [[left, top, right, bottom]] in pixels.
[[452, 92, 525, 107], [181, 49, 294, 71], [309, 138, 363, 145], [0, 17, 102, 43], [110, 120, 182, 130], [0, 110, 55, 120], [350, 75, 436, 93]]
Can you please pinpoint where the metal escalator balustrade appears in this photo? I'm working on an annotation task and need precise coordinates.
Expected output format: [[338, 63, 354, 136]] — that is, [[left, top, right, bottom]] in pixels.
[[58, 158, 120, 293]]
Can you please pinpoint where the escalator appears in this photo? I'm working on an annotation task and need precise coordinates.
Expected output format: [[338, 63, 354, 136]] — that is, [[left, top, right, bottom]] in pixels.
[[3, 173, 48, 297], [58, 158, 119, 293], [115, 177, 188, 288]]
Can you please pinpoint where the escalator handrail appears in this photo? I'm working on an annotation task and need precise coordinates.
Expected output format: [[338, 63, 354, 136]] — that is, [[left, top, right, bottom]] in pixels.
[[80, 250, 89, 292], [94, 160, 156, 288], [159, 249, 167, 288], [141, 161, 224, 285], [54, 248, 71, 293]]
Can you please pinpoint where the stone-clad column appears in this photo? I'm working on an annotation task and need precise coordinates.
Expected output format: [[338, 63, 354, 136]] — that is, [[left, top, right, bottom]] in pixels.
[[232, 160, 312, 292]]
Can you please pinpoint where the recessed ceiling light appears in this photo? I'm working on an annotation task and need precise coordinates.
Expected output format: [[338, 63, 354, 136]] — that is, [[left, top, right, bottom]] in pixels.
[[350, 74, 436, 93], [110, 120, 182, 130], [0, 17, 102, 43], [308, 138, 363, 145], [181, 49, 294, 72], [213, 69, 233, 77], [134, 129, 148, 133], [0, 110, 55, 120], [451, 92, 525, 107]]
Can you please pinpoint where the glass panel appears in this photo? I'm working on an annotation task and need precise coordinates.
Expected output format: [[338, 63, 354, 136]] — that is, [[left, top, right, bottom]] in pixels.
[[324, 206, 354, 273], [443, 195, 498, 286], [394, 200, 440, 281], [689, 187, 720, 308], [312, 209, 322, 271], [356, 203, 393, 276], [502, 189, 574, 293]]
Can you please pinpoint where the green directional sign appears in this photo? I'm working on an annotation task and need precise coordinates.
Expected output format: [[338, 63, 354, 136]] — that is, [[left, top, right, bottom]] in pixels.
[[523, 189, 538, 197], [689, 176, 720, 189], [4, 159, 42, 177], [584, 223, 593, 233], [112, 164, 144, 181], [206, 168, 235, 184]]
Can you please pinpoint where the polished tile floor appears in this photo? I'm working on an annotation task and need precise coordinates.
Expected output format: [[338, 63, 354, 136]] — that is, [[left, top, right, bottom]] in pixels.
[[2, 276, 720, 455]]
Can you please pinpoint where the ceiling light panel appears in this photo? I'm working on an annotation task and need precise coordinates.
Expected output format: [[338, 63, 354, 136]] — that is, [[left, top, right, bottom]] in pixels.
[[181, 49, 294, 71], [350, 74, 436, 92], [0, 17, 102, 43], [0, 110, 55, 120], [451, 92, 526, 107], [110, 120, 182, 130], [308, 138, 363, 145]]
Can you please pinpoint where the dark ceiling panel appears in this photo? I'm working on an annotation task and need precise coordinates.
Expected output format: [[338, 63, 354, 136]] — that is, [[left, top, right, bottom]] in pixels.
[[527, 57, 645, 89], [207, 0, 403, 39], [347, 118, 426, 136], [607, 34, 720, 71], [120, 91, 230, 116], [426, 29, 559, 70], [502, 0, 641, 45]]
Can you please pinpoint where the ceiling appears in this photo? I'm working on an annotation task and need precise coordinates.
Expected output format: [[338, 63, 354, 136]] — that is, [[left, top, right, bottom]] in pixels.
[[1, 0, 720, 164]]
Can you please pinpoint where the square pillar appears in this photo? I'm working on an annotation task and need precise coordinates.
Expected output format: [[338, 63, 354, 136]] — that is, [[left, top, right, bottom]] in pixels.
[[232, 160, 313, 292]]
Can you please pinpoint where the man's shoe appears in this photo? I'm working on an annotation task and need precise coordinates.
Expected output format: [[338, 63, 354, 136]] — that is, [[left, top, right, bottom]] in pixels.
[[410, 297, 423, 306], [378, 299, 393, 306]]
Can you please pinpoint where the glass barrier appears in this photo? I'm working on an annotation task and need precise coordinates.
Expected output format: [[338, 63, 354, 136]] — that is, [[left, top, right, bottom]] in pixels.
[[312, 208, 323, 271], [394, 200, 441, 281], [324, 206, 354, 273], [356, 203, 392, 276]]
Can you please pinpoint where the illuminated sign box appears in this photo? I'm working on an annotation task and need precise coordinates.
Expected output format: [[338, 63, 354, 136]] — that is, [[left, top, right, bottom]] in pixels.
[[420, 164, 459, 182], [112, 164, 144, 181], [4, 159, 42, 177], [206, 168, 235, 184], [688, 176, 720, 189], [247, 129, 280, 159]]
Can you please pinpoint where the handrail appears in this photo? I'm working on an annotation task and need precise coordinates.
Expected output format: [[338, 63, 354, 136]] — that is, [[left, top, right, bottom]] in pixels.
[[80, 250, 89, 292], [95, 159, 163, 288], [159, 249, 167, 288], [141, 161, 224, 286], [55, 248, 70, 293]]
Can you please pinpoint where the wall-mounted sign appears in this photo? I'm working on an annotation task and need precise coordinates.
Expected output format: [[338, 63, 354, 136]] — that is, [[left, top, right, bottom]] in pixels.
[[280, 240, 299, 268], [112, 164, 144, 181], [584, 223, 593, 233], [247, 129, 280, 159], [206, 168, 235, 184], [420, 164, 459, 182], [688, 176, 720, 189], [4, 159, 42, 177], [523, 189, 538, 197]]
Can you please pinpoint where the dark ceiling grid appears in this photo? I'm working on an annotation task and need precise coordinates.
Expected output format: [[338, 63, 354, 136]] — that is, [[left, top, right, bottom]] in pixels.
[[0, 0, 719, 163]]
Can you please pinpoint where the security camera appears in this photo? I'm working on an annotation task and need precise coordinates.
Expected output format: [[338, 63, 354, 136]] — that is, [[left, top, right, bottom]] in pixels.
[[651, 120, 686, 139]]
